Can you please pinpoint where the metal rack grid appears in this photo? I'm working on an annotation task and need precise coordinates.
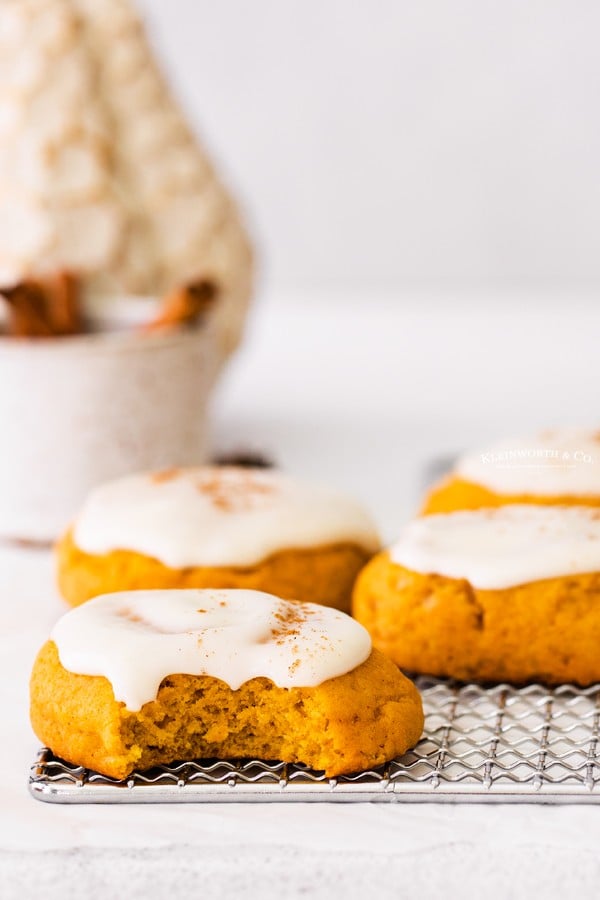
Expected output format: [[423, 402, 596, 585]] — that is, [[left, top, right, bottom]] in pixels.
[[29, 676, 600, 804]]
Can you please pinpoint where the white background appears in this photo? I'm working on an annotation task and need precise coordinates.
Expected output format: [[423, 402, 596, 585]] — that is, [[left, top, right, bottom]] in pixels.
[[138, 0, 600, 297]]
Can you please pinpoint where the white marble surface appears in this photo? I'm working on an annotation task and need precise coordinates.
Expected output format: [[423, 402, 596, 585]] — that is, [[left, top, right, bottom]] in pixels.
[[2, 293, 600, 898]]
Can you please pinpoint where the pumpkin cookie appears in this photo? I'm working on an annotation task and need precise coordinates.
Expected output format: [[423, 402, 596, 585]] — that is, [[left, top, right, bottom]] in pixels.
[[30, 589, 424, 779], [423, 429, 600, 514], [353, 505, 600, 685], [57, 466, 380, 611]]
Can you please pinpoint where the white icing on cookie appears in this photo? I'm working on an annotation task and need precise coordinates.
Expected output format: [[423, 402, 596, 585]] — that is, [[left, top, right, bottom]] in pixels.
[[390, 504, 600, 589], [72, 467, 380, 567], [456, 428, 600, 496], [51, 589, 373, 710]]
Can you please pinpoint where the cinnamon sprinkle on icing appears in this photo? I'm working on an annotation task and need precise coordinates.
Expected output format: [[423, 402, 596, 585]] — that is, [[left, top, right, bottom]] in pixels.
[[151, 468, 180, 484], [116, 607, 142, 624], [73, 466, 380, 569], [195, 468, 277, 513], [51, 589, 373, 710]]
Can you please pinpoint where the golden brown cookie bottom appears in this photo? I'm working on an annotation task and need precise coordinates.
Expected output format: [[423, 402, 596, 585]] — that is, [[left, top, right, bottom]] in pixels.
[[30, 642, 424, 779], [422, 476, 600, 515], [352, 552, 600, 685], [56, 529, 373, 612]]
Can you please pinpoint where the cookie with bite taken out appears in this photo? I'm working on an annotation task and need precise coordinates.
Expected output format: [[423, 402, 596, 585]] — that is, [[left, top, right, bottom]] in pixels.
[[30, 589, 424, 778]]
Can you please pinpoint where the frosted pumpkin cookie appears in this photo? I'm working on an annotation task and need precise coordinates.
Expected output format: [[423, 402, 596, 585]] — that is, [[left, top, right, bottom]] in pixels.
[[30, 589, 424, 779], [353, 505, 600, 685], [423, 428, 600, 514], [56, 466, 380, 611]]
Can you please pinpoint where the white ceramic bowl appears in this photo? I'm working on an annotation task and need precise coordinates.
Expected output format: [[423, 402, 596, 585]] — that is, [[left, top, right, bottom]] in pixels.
[[0, 322, 221, 542]]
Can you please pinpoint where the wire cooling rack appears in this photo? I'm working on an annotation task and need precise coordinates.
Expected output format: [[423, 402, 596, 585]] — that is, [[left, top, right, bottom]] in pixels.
[[29, 676, 600, 804]]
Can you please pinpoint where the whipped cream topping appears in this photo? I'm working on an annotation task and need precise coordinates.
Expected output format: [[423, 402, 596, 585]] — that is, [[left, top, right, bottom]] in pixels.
[[51, 589, 373, 710], [72, 467, 380, 567], [390, 504, 600, 589], [456, 428, 600, 496]]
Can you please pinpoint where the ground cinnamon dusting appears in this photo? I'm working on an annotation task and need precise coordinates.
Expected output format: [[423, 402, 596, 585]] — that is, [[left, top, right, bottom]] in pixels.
[[151, 468, 180, 484], [269, 602, 314, 646], [195, 468, 277, 512], [116, 607, 175, 633], [116, 607, 143, 624]]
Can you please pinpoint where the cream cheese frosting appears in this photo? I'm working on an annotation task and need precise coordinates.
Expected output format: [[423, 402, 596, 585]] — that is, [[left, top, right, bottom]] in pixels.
[[51, 588, 373, 710], [456, 428, 600, 496], [72, 466, 381, 567], [390, 504, 600, 589]]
